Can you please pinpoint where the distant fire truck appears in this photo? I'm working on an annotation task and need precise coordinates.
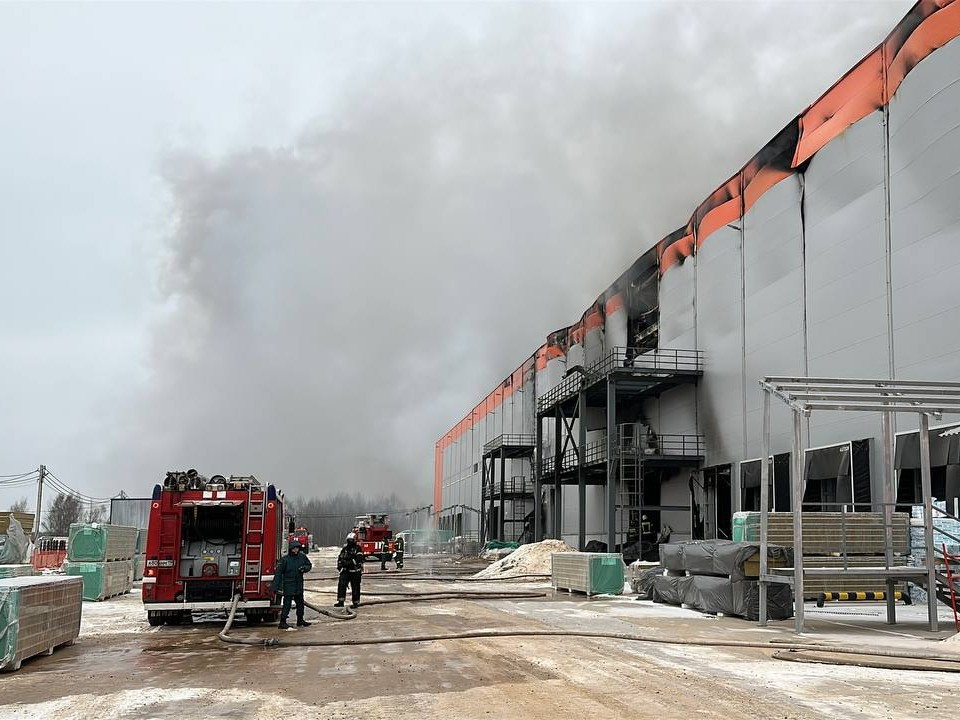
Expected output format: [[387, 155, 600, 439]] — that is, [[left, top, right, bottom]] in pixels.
[[142, 470, 285, 626], [287, 521, 311, 551], [353, 514, 396, 564]]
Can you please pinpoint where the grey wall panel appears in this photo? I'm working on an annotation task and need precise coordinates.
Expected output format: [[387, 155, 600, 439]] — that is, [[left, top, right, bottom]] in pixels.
[[657, 257, 697, 437], [742, 173, 805, 462], [890, 36, 960, 384], [696, 226, 743, 466], [654, 385, 699, 436], [803, 111, 889, 454], [888, 36, 960, 140]]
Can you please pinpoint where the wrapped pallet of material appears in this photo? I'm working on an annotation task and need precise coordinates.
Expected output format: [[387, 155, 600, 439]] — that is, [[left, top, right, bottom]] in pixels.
[[658, 543, 685, 572], [132, 554, 145, 582], [658, 540, 792, 579], [681, 575, 736, 615], [0, 565, 34, 580], [64, 559, 133, 601], [0, 575, 82, 672], [732, 580, 793, 621], [551, 553, 625, 595], [67, 523, 138, 562], [650, 574, 693, 605]]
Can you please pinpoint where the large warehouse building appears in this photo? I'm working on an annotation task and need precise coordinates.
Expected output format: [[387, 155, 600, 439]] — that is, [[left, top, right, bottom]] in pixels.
[[435, 0, 960, 554]]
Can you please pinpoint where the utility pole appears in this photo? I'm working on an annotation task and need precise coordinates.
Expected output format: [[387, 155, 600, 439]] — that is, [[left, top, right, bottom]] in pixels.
[[34, 465, 46, 540]]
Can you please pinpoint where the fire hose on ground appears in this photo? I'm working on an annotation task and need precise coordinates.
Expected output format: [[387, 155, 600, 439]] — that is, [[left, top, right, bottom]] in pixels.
[[217, 592, 960, 672]]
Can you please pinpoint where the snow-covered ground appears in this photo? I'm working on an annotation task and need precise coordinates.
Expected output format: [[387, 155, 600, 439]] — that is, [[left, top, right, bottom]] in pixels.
[[78, 583, 157, 637]]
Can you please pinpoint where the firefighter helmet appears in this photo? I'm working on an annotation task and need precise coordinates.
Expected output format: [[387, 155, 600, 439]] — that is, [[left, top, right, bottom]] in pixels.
[[346, 532, 357, 543], [289, 540, 302, 550]]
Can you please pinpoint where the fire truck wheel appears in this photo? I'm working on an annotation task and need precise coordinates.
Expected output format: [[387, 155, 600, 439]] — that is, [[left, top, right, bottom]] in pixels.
[[147, 612, 164, 627]]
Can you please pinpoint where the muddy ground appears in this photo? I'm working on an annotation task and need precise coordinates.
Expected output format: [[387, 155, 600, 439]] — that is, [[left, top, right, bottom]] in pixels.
[[3, 550, 959, 719]]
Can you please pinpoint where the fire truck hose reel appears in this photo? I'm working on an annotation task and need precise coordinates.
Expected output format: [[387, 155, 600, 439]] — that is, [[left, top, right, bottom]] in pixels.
[[217, 595, 960, 671]]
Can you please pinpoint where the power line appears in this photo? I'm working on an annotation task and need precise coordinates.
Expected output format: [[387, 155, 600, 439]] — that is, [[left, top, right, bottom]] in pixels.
[[0, 470, 40, 479]]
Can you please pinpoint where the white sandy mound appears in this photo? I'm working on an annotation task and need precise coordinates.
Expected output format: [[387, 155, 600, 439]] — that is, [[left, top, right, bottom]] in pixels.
[[473, 539, 575, 578], [943, 632, 960, 647]]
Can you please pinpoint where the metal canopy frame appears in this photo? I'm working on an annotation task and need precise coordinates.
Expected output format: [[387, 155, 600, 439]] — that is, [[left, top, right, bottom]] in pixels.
[[758, 376, 960, 634]]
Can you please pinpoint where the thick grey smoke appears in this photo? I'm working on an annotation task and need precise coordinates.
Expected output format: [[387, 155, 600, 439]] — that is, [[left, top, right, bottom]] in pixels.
[[95, 1, 906, 502]]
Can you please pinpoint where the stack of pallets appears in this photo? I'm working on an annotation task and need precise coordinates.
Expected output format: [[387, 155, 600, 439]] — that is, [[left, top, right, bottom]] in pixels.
[[0, 575, 82, 671], [64, 523, 137, 601]]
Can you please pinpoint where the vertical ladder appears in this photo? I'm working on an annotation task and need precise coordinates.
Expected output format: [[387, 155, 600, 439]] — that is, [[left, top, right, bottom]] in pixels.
[[615, 423, 642, 550], [244, 482, 266, 596]]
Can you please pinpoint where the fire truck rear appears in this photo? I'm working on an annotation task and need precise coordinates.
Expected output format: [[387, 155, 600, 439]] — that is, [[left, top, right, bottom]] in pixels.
[[354, 513, 396, 564], [142, 470, 285, 625]]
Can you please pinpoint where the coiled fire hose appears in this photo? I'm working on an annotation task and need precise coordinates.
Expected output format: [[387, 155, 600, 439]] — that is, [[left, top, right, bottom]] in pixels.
[[216, 592, 960, 672]]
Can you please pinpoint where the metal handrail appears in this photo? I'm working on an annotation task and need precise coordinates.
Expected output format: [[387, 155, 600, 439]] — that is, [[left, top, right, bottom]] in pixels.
[[536, 347, 703, 413], [482, 434, 536, 455], [537, 433, 704, 476]]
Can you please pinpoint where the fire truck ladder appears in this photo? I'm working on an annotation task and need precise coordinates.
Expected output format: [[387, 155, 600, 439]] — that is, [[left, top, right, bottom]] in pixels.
[[244, 483, 266, 596]]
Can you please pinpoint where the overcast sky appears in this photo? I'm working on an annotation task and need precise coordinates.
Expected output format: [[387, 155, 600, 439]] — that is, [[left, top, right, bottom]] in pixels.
[[0, 1, 912, 511]]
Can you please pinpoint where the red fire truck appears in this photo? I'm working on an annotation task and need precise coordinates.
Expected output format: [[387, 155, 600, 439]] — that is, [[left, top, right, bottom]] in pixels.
[[287, 521, 311, 550], [354, 514, 396, 564], [142, 470, 285, 626]]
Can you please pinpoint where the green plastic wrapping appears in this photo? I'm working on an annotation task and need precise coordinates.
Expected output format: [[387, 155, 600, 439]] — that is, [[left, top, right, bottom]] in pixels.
[[65, 560, 133, 601], [0, 576, 82, 671], [67, 523, 138, 562], [0, 565, 34, 580]]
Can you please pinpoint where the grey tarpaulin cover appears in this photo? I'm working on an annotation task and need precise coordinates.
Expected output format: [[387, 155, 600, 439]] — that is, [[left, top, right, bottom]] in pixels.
[[659, 543, 684, 572], [733, 580, 793, 621], [681, 575, 736, 615], [658, 540, 792, 579], [650, 574, 693, 605]]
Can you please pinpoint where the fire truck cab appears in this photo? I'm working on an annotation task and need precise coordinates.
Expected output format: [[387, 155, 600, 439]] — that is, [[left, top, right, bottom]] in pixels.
[[142, 470, 285, 626], [354, 513, 396, 564]]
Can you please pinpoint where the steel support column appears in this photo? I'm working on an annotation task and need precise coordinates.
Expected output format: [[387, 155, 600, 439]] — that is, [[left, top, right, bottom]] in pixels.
[[480, 457, 487, 545], [792, 409, 805, 634], [918, 413, 939, 632], [759, 388, 771, 626], [606, 378, 617, 553], [578, 390, 586, 551], [535, 417, 543, 542], [499, 448, 506, 542], [554, 412, 562, 539], [881, 411, 896, 625]]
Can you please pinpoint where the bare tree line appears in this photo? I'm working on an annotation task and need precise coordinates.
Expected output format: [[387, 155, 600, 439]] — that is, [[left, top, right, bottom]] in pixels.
[[287, 492, 422, 547]]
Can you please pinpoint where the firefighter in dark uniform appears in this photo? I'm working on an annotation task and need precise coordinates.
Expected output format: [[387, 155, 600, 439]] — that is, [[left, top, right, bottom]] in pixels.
[[335, 532, 365, 608], [274, 540, 312, 629], [394, 534, 404, 570]]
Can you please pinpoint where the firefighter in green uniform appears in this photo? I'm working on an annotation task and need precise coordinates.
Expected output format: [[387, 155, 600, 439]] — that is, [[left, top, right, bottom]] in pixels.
[[394, 534, 404, 570], [273, 540, 312, 629]]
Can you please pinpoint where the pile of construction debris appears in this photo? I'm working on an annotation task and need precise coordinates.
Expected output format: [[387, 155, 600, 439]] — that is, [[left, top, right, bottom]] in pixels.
[[473, 539, 574, 579]]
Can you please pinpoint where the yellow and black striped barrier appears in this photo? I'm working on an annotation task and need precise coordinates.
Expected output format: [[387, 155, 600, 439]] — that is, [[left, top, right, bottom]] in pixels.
[[816, 591, 912, 608]]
